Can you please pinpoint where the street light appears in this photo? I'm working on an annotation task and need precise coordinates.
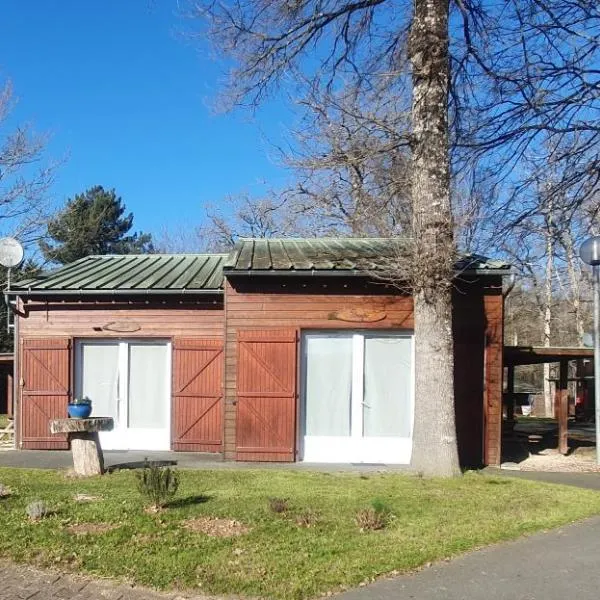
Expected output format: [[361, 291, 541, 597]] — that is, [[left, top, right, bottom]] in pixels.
[[580, 236, 600, 464]]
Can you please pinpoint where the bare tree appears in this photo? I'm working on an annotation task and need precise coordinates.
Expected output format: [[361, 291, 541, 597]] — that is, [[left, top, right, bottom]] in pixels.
[[186, 0, 600, 473], [187, 0, 460, 475], [0, 79, 56, 243]]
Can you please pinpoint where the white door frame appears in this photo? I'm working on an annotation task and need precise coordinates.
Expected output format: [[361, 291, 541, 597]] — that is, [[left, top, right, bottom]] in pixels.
[[301, 330, 415, 464], [74, 339, 171, 451]]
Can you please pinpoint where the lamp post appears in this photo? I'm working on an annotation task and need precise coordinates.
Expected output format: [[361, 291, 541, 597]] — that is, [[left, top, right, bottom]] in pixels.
[[580, 236, 600, 464]]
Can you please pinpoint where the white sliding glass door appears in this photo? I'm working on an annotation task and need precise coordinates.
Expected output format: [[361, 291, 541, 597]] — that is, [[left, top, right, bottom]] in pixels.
[[75, 340, 171, 451], [302, 332, 414, 464]]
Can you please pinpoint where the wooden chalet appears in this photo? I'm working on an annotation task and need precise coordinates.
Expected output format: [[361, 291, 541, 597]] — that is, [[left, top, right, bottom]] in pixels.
[[6, 238, 510, 467]]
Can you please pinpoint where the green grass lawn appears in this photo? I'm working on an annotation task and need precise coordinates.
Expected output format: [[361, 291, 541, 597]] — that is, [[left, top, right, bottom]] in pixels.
[[0, 468, 599, 599]]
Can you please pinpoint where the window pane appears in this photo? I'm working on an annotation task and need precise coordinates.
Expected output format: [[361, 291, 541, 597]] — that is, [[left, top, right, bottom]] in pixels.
[[363, 336, 412, 437], [128, 343, 168, 429], [304, 335, 353, 436], [78, 343, 119, 420]]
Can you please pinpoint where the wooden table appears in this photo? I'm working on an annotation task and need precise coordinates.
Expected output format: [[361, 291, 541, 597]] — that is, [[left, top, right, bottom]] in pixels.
[[50, 417, 114, 476]]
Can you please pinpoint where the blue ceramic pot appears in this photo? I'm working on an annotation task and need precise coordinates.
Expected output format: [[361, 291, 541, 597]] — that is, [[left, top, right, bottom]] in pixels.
[[67, 404, 92, 419]]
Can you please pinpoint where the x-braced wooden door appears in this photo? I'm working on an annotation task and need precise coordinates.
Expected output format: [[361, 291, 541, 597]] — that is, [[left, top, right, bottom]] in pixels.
[[236, 330, 297, 462]]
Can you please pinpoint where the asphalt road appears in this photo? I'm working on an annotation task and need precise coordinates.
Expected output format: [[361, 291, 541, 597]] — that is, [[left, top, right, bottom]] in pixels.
[[340, 515, 600, 600]]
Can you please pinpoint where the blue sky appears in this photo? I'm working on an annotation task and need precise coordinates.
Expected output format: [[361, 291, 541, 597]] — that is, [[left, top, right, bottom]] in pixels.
[[0, 0, 292, 238]]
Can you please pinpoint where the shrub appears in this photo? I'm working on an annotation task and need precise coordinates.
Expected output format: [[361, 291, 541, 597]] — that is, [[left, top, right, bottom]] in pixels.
[[268, 497, 289, 514], [355, 499, 392, 532], [295, 510, 319, 528], [135, 461, 180, 510], [26, 500, 49, 521]]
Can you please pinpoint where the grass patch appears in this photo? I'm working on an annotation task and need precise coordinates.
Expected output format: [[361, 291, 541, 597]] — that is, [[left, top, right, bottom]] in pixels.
[[0, 467, 599, 598], [0, 415, 8, 429]]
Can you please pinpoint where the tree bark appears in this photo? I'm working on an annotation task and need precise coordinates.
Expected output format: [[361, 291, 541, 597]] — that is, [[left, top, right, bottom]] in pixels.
[[543, 221, 554, 417], [408, 0, 460, 476], [70, 432, 105, 477], [562, 230, 585, 346]]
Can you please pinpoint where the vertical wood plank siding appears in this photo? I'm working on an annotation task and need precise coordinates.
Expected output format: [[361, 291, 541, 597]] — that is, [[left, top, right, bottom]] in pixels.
[[17, 299, 225, 451], [224, 278, 503, 465], [224, 280, 416, 461], [172, 338, 223, 452], [236, 330, 297, 461], [483, 284, 504, 466], [21, 338, 70, 449]]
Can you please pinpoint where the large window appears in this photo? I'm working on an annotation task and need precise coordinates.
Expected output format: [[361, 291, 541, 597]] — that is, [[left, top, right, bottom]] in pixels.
[[302, 332, 414, 463]]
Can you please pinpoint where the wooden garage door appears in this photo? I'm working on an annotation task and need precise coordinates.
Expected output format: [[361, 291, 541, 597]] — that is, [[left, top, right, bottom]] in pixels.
[[21, 338, 70, 449], [172, 338, 223, 452], [236, 330, 297, 462]]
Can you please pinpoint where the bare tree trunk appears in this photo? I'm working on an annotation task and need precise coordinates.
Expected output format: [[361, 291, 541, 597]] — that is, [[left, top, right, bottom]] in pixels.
[[409, 0, 460, 477], [562, 230, 585, 346], [543, 225, 554, 417]]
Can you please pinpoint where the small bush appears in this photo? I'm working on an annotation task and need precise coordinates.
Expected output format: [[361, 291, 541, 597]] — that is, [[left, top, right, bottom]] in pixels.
[[135, 461, 180, 510], [268, 497, 289, 514], [355, 499, 392, 532], [26, 500, 49, 521], [295, 510, 319, 528]]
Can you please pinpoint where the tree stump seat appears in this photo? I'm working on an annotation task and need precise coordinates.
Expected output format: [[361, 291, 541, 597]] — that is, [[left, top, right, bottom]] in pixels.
[[50, 417, 114, 476]]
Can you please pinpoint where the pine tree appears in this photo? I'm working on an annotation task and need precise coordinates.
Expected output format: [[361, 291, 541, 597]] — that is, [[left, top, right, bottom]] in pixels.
[[40, 186, 154, 264]]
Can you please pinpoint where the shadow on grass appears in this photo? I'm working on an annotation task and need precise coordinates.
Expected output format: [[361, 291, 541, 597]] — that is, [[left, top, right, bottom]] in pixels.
[[106, 460, 177, 473], [165, 494, 212, 508]]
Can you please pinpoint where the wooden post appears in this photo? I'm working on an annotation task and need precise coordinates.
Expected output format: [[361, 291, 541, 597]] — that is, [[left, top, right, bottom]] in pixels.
[[506, 365, 515, 422], [6, 372, 13, 418], [49, 417, 113, 477], [557, 360, 569, 455], [70, 432, 105, 476]]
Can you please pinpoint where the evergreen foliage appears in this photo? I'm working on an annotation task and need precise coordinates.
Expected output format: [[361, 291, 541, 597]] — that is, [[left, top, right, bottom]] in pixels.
[[40, 186, 153, 264]]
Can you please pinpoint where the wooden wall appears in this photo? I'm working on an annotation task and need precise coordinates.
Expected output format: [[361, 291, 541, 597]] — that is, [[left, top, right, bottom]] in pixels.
[[452, 277, 504, 467], [16, 296, 224, 450], [224, 276, 504, 465], [15, 279, 504, 465], [18, 298, 224, 338]]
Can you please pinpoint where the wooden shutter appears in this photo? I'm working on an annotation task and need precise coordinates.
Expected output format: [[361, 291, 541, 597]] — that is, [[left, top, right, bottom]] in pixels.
[[172, 338, 223, 452], [21, 338, 70, 449], [236, 330, 297, 462]]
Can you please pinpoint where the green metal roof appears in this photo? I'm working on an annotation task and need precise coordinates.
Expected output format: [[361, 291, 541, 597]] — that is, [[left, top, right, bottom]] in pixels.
[[11, 254, 227, 296], [8, 238, 510, 297], [224, 238, 511, 274]]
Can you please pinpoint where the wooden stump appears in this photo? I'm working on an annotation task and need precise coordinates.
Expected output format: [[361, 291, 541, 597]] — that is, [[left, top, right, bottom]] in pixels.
[[49, 417, 114, 477], [70, 432, 104, 476]]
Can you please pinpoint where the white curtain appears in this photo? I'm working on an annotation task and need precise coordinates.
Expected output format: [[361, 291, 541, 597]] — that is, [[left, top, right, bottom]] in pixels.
[[304, 334, 353, 436], [363, 336, 412, 437], [78, 343, 119, 420], [128, 343, 167, 429]]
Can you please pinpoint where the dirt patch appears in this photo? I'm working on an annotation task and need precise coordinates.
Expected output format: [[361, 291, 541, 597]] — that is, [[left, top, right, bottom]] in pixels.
[[66, 523, 120, 536], [182, 517, 250, 537]]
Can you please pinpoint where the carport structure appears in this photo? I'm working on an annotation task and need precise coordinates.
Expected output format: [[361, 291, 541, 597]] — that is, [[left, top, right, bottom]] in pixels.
[[504, 346, 595, 455]]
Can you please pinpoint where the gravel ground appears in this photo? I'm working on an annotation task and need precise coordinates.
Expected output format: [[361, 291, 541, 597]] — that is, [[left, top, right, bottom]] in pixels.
[[504, 448, 600, 472]]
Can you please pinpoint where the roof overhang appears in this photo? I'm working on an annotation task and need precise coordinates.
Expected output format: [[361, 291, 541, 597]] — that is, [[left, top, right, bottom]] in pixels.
[[223, 268, 513, 278], [5, 288, 223, 298], [504, 345, 594, 366]]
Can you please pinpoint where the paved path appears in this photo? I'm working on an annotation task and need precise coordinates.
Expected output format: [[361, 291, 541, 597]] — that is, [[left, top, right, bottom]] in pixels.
[[339, 516, 600, 600], [0, 561, 217, 600], [0, 450, 409, 473]]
